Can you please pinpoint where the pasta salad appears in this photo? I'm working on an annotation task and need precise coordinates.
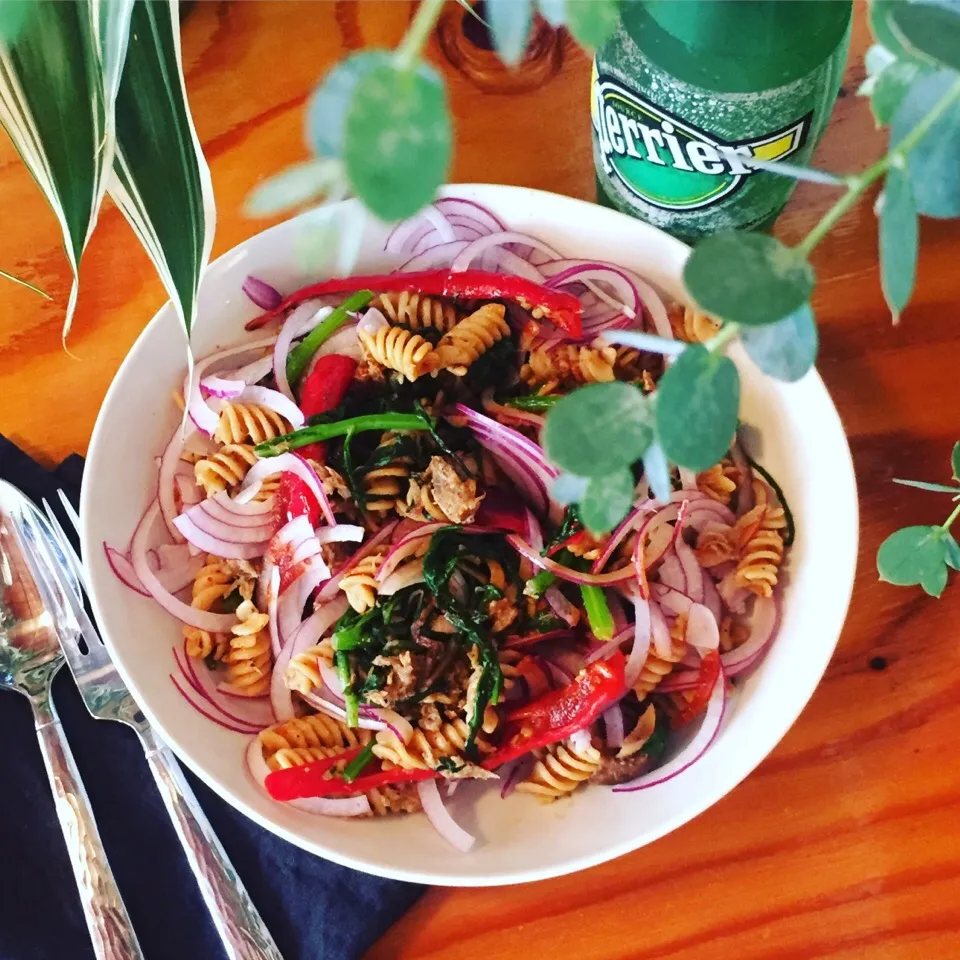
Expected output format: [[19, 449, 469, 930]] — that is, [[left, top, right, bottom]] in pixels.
[[106, 197, 791, 852]]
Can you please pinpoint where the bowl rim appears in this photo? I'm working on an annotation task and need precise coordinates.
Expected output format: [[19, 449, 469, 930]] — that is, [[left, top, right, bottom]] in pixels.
[[81, 183, 859, 886]]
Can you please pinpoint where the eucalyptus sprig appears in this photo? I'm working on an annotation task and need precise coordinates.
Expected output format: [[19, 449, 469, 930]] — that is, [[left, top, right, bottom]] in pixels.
[[877, 443, 960, 597]]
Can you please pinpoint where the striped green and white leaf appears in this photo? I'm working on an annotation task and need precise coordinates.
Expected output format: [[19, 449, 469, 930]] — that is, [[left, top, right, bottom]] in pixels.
[[0, 0, 133, 338], [0, 0, 214, 341]]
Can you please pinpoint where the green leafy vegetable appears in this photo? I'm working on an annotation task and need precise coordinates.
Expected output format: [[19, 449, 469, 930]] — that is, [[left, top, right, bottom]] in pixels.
[[579, 467, 634, 535], [255, 412, 431, 457], [683, 232, 815, 327], [342, 741, 376, 782], [486, 0, 533, 66], [332, 607, 381, 651], [580, 585, 614, 641], [505, 394, 562, 412], [877, 524, 947, 586], [740, 303, 818, 382], [655, 345, 740, 472], [543, 382, 653, 478], [878, 166, 918, 320], [344, 59, 451, 221], [335, 649, 360, 728], [286, 289, 374, 385]]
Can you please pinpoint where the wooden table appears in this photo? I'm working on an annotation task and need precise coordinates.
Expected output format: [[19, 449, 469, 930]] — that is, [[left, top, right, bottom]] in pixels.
[[3, 3, 959, 957]]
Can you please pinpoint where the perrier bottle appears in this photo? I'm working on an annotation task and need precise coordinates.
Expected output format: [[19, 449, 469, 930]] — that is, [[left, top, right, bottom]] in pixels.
[[593, 0, 853, 242]]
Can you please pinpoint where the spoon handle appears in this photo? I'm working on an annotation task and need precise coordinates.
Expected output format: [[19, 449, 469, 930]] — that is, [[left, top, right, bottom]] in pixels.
[[32, 694, 145, 960], [140, 731, 284, 960]]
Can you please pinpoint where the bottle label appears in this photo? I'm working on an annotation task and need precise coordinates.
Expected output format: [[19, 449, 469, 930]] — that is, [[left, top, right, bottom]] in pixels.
[[591, 63, 811, 213]]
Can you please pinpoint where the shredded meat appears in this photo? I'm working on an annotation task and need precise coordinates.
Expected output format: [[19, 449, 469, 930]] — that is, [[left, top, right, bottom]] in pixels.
[[488, 596, 518, 633], [314, 463, 352, 501], [426, 455, 483, 523], [367, 650, 419, 706], [590, 751, 654, 785]]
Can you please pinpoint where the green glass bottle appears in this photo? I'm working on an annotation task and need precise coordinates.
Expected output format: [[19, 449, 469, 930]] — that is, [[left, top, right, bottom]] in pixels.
[[593, 0, 853, 242]]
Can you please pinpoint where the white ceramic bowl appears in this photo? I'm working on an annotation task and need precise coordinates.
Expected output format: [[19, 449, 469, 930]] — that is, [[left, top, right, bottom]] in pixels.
[[82, 184, 858, 886]]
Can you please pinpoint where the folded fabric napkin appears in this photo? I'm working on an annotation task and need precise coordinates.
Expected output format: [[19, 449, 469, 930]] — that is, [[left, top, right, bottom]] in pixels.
[[0, 436, 423, 960]]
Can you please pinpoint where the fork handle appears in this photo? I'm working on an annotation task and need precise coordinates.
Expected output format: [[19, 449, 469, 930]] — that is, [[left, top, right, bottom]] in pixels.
[[32, 698, 145, 960], [140, 732, 284, 960]]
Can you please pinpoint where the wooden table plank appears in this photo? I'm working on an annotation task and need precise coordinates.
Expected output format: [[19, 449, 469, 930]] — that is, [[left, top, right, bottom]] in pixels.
[[2, 3, 958, 958]]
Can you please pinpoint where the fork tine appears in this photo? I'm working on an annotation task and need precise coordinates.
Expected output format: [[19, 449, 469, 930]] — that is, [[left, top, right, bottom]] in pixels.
[[42, 497, 90, 595], [57, 487, 82, 535]]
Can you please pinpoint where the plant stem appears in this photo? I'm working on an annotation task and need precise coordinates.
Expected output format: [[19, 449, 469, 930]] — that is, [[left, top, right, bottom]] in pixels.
[[394, 0, 448, 72], [940, 502, 960, 533], [706, 321, 740, 354], [0, 268, 51, 300], [797, 76, 960, 259]]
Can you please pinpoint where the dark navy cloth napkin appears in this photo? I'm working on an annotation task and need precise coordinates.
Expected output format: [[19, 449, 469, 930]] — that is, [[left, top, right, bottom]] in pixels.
[[0, 436, 423, 960]]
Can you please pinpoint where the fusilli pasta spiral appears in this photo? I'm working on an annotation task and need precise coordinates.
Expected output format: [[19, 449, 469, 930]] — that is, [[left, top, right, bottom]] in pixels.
[[340, 551, 386, 613], [697, 461, 739, 506], [695, 522, 737, 568], [633, 614, 687, 696], [434, 303, 510, 375], [221, 598, 272, 696], [376, 291, 458, 333], [372, 717, 492, 771], [516, 737, 603, 801], [363, 433, 412, 514], [670, 304, 722, 344], [520, 342, 617, 391], [214, 402, 291, 446], [195, 444, 258, 497], [732, 501, 786, 598], [259, 713, 371, 760], [358, 325, 438, 382]]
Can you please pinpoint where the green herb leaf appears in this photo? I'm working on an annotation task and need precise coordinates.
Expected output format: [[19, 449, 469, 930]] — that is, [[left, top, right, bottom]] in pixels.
[[256, 411, 430, 457], [892, 69, 960, 219], [643, 440, 672, 503], [740, 302, 818, 382], [564, 0, 620, 49], [876, 524, 946, 586], [683, 232, 814, 327], [871, 58, 926, 126], [891, 478, 959, 494], [944, 533, 960, 571], [878, 165, 918, 321], [921, 561, 949, 597], [308, 50, 385, 158], [952, 440, 960, 481], [342, 741, 376, 782], [579, 468, 635, 535], [543, 382, 653, 478], [655, 345, 740, 472], [889, 0, 960, 72], [505, 394, 562, 412], [244, 159, 345, 218], [344, 60, 451, 221], [551, 472, 590, 506], [487, 0, 532, 66]]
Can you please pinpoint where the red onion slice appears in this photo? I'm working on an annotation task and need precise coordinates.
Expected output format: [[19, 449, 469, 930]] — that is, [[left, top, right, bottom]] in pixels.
[[315, 524, 365, 544], [651, 582, 694, 617], [544, 585, 579, 628], [315, 521, 398, 603], [604, 704, 625, 748], [721, 594, 778, 673], [234, 385, 304, 431], [614, 665, 726, 792], [206, 490, 276, 522], [650, 601, 672, 659], [172, 513, 268, 560], [591, 498, 656, 573], [481, 395, 545, 431], [228, 354, 274, 386], [104, 544, 149, 596], [379, 559, 426, 596], [175, 643, 273, 727], [399, 240, 469, 272], [158, 421, 199, 541], [376, 522, 444, 582], [450, 230, 561, 273], [417, 778, 475, 853], [201, 376, 245, 399], [172, 675, 261, 735], [242, 275, 282, 311], [132, 502, 239, 632], [184, 504, 276, 542], [273, 302, 320, 402], [624, 594, 652, 688], [685, 602, 720, 653], [266, 566, 281, 658], [278, 556, 331, 646]]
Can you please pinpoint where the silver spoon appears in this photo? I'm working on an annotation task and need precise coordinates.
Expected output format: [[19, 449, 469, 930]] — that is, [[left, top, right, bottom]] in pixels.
[[0, 479, 143, 960]]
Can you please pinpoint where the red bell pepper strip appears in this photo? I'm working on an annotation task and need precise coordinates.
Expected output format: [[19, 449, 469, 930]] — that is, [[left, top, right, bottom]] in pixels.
[[482, 651, 627, 770], [265, 757, 436, 802], [671, 650, 721, 728], [246, 269, 583, 338], [294, 353, 357, 463]]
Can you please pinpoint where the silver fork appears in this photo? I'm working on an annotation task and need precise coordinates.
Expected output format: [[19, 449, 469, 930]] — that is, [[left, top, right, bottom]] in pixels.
[[40, 493, 284, 960]]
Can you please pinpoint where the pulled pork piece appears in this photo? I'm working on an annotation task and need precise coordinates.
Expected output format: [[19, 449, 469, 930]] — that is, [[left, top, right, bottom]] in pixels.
[[367, 650, 419, 706], [423, 455, 484, 524], [488, 595, 518, 633], [314, 463, 352, 501]]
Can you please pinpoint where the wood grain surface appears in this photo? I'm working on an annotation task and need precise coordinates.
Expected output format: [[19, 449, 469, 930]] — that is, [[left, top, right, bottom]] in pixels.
[[2, 3, 959, 958]]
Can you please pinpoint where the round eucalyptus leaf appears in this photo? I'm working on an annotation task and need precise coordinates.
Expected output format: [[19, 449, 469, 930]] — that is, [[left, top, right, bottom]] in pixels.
[[876, 524, 946, 585], [921, 561, 949, 597], [551, 472, 590, 506], [655, 344, 740, 472], [486, 0, 533, 66], [643, 440, 672, 504], [565, 0, 620, 49], [543, 382, 653, 478], [892, 69, 960, 218], [244, 159, 343, 218], [878, 166, 918, 321], [344, 60, 451, 222], [579, 468, 635, 535], [307, 51, 388, 159], [740, 303, 818, 382], [683, 232, 814, 326], [890, 0, 960, 72], [945, 533, 960, 572], [871, 59, 926, 126]]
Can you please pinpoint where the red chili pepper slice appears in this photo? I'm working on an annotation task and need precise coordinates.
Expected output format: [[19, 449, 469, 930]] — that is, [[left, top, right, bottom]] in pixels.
[[475, 489, 529, 536], [546, 529, 588, 558], [483, 651, 627, 769], [671, 650, 721, 728], [246, 269, 583, 338], [274, 472, 321, 529], [265, 757, 436, 802], [293, 353, 358, 463]]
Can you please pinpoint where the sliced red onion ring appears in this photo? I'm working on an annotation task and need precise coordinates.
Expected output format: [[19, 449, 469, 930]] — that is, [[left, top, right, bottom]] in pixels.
[[508, 535, 634, 587], [171, 675, 260, 735], [614, 665, 726, 792], [104, 544, 149, 596], [313, 660, 413, 741], [159, 421, 199, 541], [151, 546, 205, 594], [674, 534, 704, 604], [585, 626, 630, 665], [315, 521, 398, 603], [604, 704, 625, 748], [173, 513, 268, 560], [399, 240, 469, 272], [242, 275, 282, 311], [206, 490, 275, 522], [434, 196, 506, 232], [701, 573, 723, 624], [650, 601, 672, 659], [376, 522, 444, 582], [385, 203, 457, 254], [418, 779, 475, 852], [228, 354, 274, 386], [132, 502, 239, 631], [241, 454, 334, 526], [273, 301, 322, 402], [450, 230, 561, 273], [315, 524, 364, 544], [624, 594, 652, 689], [200, 376, 245, 399], [175, 643, 274, 727], [658, 553, 687, 595], [722, 595, 778, 674], [651, 582, 694, 617], [292, 540, 321, 565], [685, 602, 720, 653], [380, 559, 425, 596], [266, 566, 281, 657], [183, 504, 276, 543], [245, 737, 370, 817], [544, 585, 579, 628], [591, 499, 656, 573], [278, 556, 331, 646], [481, 395, 545, 431], [233, 385, 304, 430]]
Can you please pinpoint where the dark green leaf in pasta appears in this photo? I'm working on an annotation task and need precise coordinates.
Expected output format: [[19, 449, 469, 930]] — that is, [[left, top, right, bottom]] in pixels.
[[579, 468, 635, 535], [892, 69, 960, 218], [740, 303, 818, 382], [655, 345, 740, 472], [683, 232, 814, 327], [876, 524, 946, 585], [878, 166, 919, 321], [543, 382, 653, 478]]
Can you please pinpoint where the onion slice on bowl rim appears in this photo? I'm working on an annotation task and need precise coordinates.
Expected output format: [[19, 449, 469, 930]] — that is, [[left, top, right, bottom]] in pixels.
[[417, 778, 475, 852]]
